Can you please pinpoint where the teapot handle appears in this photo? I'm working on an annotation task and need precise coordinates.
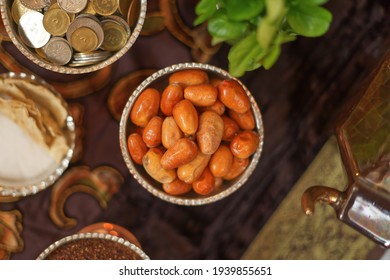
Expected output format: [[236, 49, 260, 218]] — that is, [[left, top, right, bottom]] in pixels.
[[301, 186, 344, 215]]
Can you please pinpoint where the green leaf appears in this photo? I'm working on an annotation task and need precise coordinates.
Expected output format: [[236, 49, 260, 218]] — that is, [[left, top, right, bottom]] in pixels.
[[194, 0, 219, 25], [249, 15, 262, 26], [228, 32, 265, 77], [265, 0, 287, 23], [225, 0, 264, 21], [211, 36, 226, 45], [262, 45, 281, 69], [287, 5, 332, 37], [295, 0, 328, 5], [276, 30, 297, 43], [208, 10, 249, 40], [256, 19, 277, 49]]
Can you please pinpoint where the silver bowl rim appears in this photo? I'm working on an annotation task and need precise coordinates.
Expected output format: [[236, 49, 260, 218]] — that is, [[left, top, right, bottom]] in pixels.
[[119, 62, 264, 206], [0, 0, 147, 74], [0, 72, 75, 198], [37, 232, 150, 260]]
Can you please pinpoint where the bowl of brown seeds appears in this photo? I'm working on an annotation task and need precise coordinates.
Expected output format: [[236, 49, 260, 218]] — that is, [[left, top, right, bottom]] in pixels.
[[37, 232, 150, 260], [0, 0, 146, 74]]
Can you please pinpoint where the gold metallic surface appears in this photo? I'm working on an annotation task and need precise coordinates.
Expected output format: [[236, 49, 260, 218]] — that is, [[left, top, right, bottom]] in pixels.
[[140, 11, 165, 36], [92, 0, 119, 16], [0, 249, 10, 260], [11, 0, 34, 25], [67, 103, 85, 163], [42, 8, 70, 36], [35, 46, 47, 59], [49, 166, 123, 229], [81, 0, 97, 15], [0, 17, 11, 42], [102, 14, 131, 36], [70, 26, 99, 52], [101, 21, 127, 51], [127, 0, 139, 27], [0, 210, 24, 260], [0, 196, 21, 203], [66, 16, 104, 49], [119, 0, 132, 16], [302, 186, 343, 215]]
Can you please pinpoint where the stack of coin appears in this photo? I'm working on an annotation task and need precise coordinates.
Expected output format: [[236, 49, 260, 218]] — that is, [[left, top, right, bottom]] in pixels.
[[10, 0, 136, 67], [69, 51, 112, 67]]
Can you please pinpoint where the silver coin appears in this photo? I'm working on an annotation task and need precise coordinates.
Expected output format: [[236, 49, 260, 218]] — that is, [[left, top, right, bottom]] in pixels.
[[73, 51, 111, 61], [57, 0, 88, 14], [43, 37, 73, 65], [18, 11, 51, 48], [68, 60, 100, 67]]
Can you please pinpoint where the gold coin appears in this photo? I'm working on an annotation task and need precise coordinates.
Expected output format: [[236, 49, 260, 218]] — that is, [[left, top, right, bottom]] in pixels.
[[92, 0, 119, 16], [43, 8, 70, 36], [48, 3, 75, 22], [70, 26, 99, 53], [82, 1, 97, 15], [118, 0, 132, 16], [102, 15, 131, 36], [141, 11, 165, 36], [48, 3, 61, 10], [127, 0, 140, 28], [66, 16, 104, 49], [12, 0, 34, 25], [35, 47, 47, 59], [100, 21, 127, 52]]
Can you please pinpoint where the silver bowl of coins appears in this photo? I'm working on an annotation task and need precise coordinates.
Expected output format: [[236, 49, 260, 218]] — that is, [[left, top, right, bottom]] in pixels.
[[0, 72, 75, 198], [119, 63, 264, 206], [37, 232, 150, 260], [0, 0, 146, 74]]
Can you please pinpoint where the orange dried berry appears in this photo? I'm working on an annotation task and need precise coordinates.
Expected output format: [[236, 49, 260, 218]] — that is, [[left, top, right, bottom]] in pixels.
[[169, 69, 209, 87], [192, 167, 214, 195], [130, 88, 160, 127], [218, 79, 250, 114], [127, 133, 147, 165]]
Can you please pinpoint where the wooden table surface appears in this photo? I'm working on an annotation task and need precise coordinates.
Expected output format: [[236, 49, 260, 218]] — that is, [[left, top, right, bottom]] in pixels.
[[0, 0, 389, 259]]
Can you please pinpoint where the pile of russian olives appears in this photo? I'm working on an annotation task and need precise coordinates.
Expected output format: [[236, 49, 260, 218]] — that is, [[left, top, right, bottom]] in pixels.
[[127, 69, 259, 196]]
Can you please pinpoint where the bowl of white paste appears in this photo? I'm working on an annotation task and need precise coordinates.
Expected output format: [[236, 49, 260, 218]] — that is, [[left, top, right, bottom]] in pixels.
[[0, 72, 75, 198]]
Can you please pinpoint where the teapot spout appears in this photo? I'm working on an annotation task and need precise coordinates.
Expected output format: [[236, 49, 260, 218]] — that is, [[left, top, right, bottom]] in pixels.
[[302, 186, 344, 215]]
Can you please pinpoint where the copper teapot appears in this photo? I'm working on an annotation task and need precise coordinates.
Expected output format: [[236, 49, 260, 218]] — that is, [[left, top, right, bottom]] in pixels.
[[302, 54, 390, 248]]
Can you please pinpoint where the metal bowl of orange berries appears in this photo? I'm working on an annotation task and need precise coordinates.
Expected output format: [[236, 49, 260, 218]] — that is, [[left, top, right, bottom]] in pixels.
[[119, 63, 264, 206]]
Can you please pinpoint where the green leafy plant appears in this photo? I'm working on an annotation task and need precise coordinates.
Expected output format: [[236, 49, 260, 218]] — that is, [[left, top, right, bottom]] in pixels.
[[195, 0, 332, 77]]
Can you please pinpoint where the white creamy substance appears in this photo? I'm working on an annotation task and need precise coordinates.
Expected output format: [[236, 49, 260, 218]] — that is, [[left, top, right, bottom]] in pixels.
[[0, 113, 57, 186]]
